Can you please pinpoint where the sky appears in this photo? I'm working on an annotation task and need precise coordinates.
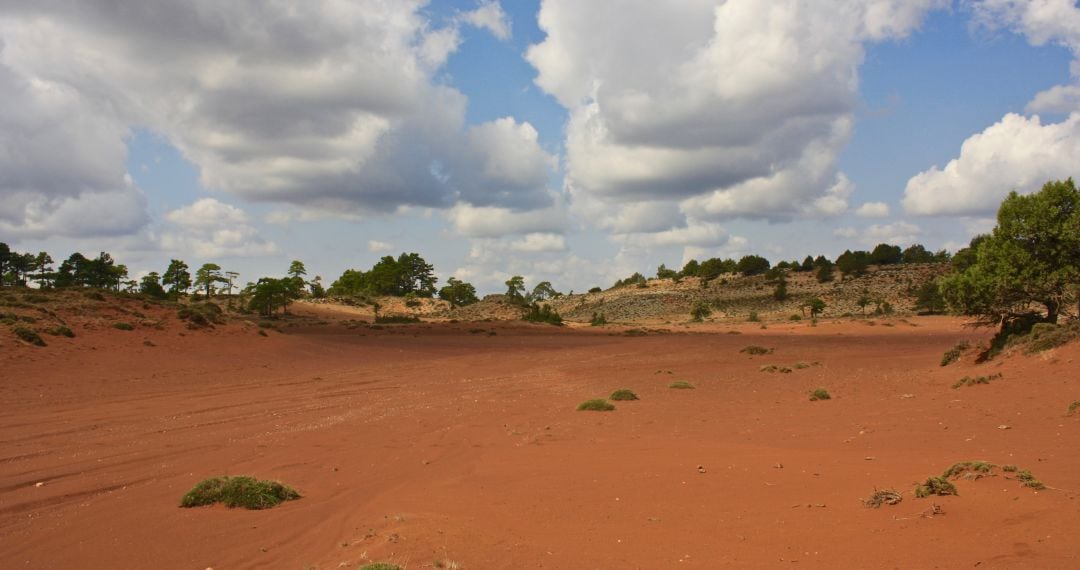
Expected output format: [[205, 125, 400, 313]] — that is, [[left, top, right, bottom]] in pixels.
[[1, 0, 1078, 294]]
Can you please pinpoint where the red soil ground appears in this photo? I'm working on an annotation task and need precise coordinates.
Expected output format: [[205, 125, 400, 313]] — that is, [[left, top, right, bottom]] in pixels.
[[2, 310, 1078, 569]]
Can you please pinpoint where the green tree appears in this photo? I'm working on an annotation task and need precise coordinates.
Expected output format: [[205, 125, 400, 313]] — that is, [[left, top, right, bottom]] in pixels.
[[0, 243, 10, 285], [656, 264, 678, 279], [773, 273, 788, 301], [690, 300, 712, 322], [140, 272, 167, 299], [33, 252, 54, 288], [736, 255, 771, 276], [194, 263, 224, 298], [856, 293, 872, 316], [438, 277, 479, 308], [531, 281, 559, 301], [287, 260, 307, 280], [940, 179, 1080, 329], [247, 278, 292, 317], [914, 280, 946, 315], [869, 243, 903, 265], [680, 259, 700, 277], [836, 250, 870, 278], [505, 275, 525, 302], [807, 297, 826, 318], [162, 259, 192, 298], [815, 261, 835, 283], [902, 244, 935, 264]]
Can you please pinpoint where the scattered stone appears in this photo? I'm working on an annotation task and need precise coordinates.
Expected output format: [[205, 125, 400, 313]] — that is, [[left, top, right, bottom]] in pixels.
[[697, 465, 706, 474], [34, 482, 44, 488], [998, 424, 1012, 430]]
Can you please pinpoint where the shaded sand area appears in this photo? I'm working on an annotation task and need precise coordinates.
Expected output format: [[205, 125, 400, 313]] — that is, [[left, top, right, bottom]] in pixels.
[[2, 313, 1078, 569]]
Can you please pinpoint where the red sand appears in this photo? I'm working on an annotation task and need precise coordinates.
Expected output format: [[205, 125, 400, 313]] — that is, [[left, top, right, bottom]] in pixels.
[[2, 314, 1078, 569]]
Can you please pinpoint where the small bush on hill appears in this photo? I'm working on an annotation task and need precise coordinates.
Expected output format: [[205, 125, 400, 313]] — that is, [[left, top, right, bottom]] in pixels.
[[809, 388, 831, 401], [180, 476, 300, 509], [1025, 321, 1080, 353], [588, 287, 602, 294], [951, 373, 1001, 389], [669, 381, 695, 389], [914, 476, 957, 498], [1068, 401, 1080, 416], [740, 345, 772, 355], [112, 322, 135, 331], [45, 326, 75, 338], [13, 326, 45, 346], [940, 340, 970, 366], [524, 303, 563, 325], [789, 314, 802, 321], [590, 312, 608, 326], [690, 300, 711, 322], [747, 311, 760, 322], [577, 399, 615, 411], [177, 302, 224, 328], [609, 389, 639, 401]]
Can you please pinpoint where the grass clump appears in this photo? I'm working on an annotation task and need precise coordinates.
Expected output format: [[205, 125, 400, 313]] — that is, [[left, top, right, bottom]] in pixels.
[[180, 476, 300, 509], [13, 326, 46, 347], [809, 388, 831, 401], [177, 302, 224, 328], [951, 373, 1002, 389], [1025, 321, 1080, 353], [590, 312, 607, 326], [669, 381, 695, 390], [1014, 469, 1046, 490], [112, 322, 135, 331], [942, 461, 995, 479], [1067, 401, 1080, 416], [740, 345, 773, 355], [747, 311, 760, 322], [914, 476, 957, 498], [863, 488, 903, 508], [577, 399, 615, 411], [940, 340, 970, 366], [44, 325, 75, 338], [359, 563, 402, 570], [609, 389, 639, 401]]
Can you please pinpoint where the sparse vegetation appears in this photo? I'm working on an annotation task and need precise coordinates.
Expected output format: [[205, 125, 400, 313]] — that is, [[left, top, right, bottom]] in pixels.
[[864, 488, 903, 508], [914, 476, 957, 498], [13, 326, 45, 346], [358, 563, 402, 570], [747, 311, 760, 322], [951, 373, 1001, 389], [669, 381, 695, 389], [809, 388, 831, 401], [690, 300, 711, 322], [940, 340, 970, 366], [375, 315, 421, 324], [1068, 401, 1080, 416], [590, 311, 607, 326], [177, 302, 223, 328], [609, 389, 639, 401], [44, 325, 75, 338], [523, 303, 563, 325], [112, 322, 135, 330], [740, 345, 772, 355], [180, 476, 300, 509], [577, 398, 615, 411]]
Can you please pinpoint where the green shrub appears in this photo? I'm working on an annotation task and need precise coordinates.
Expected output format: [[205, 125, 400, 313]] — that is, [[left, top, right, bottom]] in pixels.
[[13, 326, 45, 347], [577, 399, 615, 411], [1068, 401, 1080, 416], [1015, 469, 1046, 490], [940, 340, 970, 366], [942, 461, 995, 479], [523, 303, 563, 325], [669, 381, 695, 389], [609, 389, 638, 401], [809, 388, 831, 401], [590, 312, 608, 326], [951, 373, 1001, 389], [747, 311, 760, 322], [588, 287, 602, 294], [915, 476, 957, 498], [359, 564, 402, 570], [178, 303, 224, 328], [113, 322, 135, 331], [789, 314, 802, 321], [1026, 321, 1080, 353], [375, 315, 421, 324], [180, 476, 300, 509], [45, 326, 75, 338], [690, 301, 712, 322], [740, 345, 772, 355]]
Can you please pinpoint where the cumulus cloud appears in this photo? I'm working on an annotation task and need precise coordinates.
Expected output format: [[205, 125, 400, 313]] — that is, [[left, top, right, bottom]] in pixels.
[[447, 202, 568, 238], [0, 1, 543, 238], [833, 221, 921, 246], [527, 0, 942, 227], [161, 198, 276, 258], [508, 233, 566, 253], [1027, 84, 1080, 114], [613, 220, 731, 249], [902, 112, 1080, 216], [855, 201, 891, 217], [367, 240, 393, 253]]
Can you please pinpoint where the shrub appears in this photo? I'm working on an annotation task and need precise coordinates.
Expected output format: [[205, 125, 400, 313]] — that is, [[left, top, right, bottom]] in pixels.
[[669, 381, 695, 389], [84, 291, 105, 301], [789, 314, 802, 321], [740, 345, 772, 355], [112, 322, 135, 331], [13, 326, 46, 347], [942, 461, 995, 479], [524, 303, 563, 325], [809, 388, 831, 401], [690, 300, 711, 322], [914, 476, 957, 498], [588, 287, 602, 294], [577, 399, 615, 411], [939, 341, 970, 366], [951, 373, 1001, 389], [1015, 469, 1046, 490], [45, 326, 75, 338], [609, 389, 639, 401], [1026, 321, 1080, 353], [359, 564, 402, 570], [375, 315, 421, 324], [1068, 401, 1080, 416], [747, 311, 760, 322], [863, 488, 902, 508], [178, 303, 224, 328], [180, 476, 300, 509], [590, 312, 608, 326]]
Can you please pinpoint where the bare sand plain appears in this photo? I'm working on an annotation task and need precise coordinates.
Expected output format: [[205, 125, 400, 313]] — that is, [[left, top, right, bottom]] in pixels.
[[2, 308, 1078, 569]]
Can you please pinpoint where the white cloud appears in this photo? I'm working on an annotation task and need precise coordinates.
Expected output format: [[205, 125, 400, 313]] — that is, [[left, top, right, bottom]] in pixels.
[[855, 201, 891, 217], [833, 221, 921, 246], [459, 1, 512, 40], [902, 112, 1080, 216], [614, 220, 730, 249], [0, 1, 547, 238], [1027, 84, 1080, 114], [527, 0, 942, 224], [508, 233, 566, 253], [447, 202, 568, 238], [162, 198, 276, 258], [368, 240, 393, 253]]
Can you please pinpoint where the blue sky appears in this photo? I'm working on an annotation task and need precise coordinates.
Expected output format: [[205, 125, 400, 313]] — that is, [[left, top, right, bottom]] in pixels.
[[1, 1, 1078, 294]]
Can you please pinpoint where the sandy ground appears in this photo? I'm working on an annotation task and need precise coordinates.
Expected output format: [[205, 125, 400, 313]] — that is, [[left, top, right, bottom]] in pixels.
[[2, 309, 1078, 569]]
